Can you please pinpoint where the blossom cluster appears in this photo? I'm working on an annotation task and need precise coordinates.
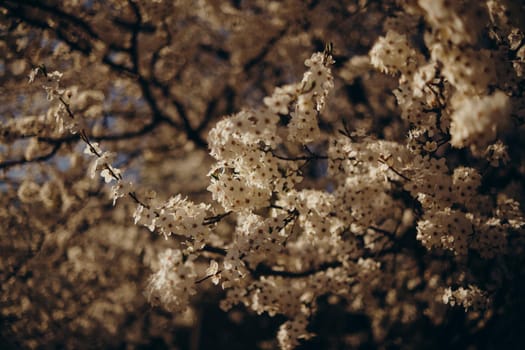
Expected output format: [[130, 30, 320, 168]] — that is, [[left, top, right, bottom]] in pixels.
[[21, 2, 525, 347], [145, 249, 197, 313]]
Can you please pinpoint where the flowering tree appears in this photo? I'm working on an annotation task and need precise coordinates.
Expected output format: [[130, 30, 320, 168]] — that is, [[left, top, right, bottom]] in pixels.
[[2, 0, 525, 349]]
